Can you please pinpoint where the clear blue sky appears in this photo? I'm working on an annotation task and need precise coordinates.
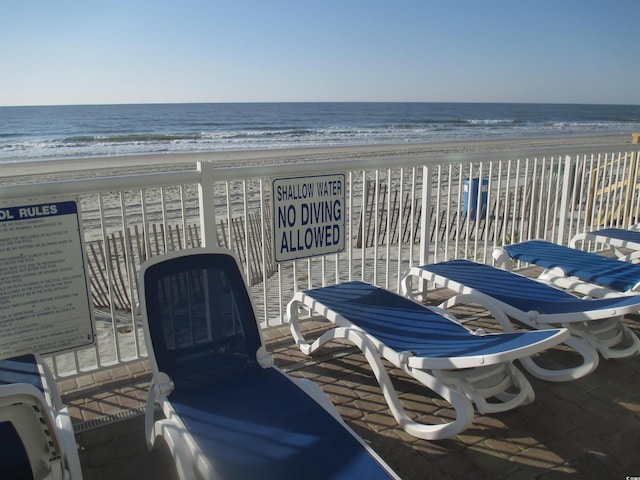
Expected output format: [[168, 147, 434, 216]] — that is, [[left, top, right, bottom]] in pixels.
[[1, 0, 639, 106]]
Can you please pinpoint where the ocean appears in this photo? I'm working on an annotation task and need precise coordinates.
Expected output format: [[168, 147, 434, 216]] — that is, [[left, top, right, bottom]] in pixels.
[[1, 102, 639, 164]]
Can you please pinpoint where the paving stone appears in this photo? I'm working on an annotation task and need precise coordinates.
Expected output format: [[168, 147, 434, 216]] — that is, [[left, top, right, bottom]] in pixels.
[[117, 391, 147, 410], [470, 413, 508, 431], [75, 374, 97, 389], [110, 364, 133, 380], [464, 447, 521, 479], [80, 440, 117, 469], [59, 377, 79, 393], [76, 400, 107, 421], [93, 369, 114, 384], [99, 397, 124, 416], [455, 430, 487, 447], [543, 429, 587, 464], [484, 437, 524, 456], [437, 451, 476, 476], [336, 404, 366, 421], [76, 426, 113, 449], [321, 381, 360, 400], [61, 290, 640, 480], [510, 446, 568, 469], [568, 450, 622, 479], [362, 411, 402, 432], [100, 456, 141, 480], [127, 360, 150, 376]]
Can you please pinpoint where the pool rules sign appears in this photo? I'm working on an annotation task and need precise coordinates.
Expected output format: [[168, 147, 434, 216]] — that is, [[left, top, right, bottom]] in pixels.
[[272, 174, 345, 262], [0, 199, 94, 358]]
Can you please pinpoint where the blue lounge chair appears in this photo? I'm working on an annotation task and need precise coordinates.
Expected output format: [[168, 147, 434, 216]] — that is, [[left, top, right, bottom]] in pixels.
[[402, 260, 640, 381], [0, 354, 83, 480], [494, 239, 640, 297], [139, 248, 399, 480], [570, 227, 640, 262], [287, 281, 569, 440]]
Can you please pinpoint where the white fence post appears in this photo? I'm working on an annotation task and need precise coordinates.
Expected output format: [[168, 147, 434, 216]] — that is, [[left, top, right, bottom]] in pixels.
[[557, 155, 574, 245], [197, 161, 218, 247], [419, 165, 432, 266]]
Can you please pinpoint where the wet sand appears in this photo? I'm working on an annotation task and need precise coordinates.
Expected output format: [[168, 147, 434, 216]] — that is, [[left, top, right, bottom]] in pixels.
[[2, 134, 637, 181]]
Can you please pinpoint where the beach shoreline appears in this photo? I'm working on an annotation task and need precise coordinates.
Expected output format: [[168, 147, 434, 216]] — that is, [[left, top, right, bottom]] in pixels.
[[2, 133, 638, 181]]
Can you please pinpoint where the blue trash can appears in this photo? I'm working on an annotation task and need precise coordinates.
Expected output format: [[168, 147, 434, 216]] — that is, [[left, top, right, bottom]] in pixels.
[[463, 178, 488, 220]]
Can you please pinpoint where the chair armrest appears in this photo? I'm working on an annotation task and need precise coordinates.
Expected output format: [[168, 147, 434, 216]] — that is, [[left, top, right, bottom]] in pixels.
[[256, 346, 274, 368], [146, 372, 173, 450], [55, 407, 83, 480]]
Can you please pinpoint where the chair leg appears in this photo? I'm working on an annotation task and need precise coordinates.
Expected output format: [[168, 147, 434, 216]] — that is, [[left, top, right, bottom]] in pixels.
[[567, 318, 640, 359], [287, 304, 476, 440], [518, 335, 600, 382], [431, 363, 535, 414], [153, 420, 198, 480], [438, 293, 601, 382], [334, 327, 476, 441]]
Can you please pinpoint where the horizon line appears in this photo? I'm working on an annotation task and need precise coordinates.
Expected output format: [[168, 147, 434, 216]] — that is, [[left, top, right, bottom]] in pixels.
[[3, 100, 640, 108]]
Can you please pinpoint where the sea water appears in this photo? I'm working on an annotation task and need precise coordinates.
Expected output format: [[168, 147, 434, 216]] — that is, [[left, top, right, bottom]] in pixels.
[[1, 102, 639, 163]]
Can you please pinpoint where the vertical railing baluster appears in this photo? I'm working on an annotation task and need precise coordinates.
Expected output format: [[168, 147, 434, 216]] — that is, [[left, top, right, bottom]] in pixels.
[[419, 165, 432, 266], [360, 170, 367, 282], [444, 164, 453, 260], [408, 167, 417, 268], [347, 171, 354, 283], [455, 163, 463, 258], [258, 178, 270, 326], [492, 160, 503, 255], [575, 154, 588, 235], [396, 167, 405, 292], [433, 165, 442, 263], [197, 161, 217, 247], [482, 161, 493, 264], [620, 153, 631, 228], [629, 151, 640, 227], [527, 158, 538, 241], [603, 153, 616, 227], [543, 158, 554, 239], [464, 164, 472, 259], [140, 189, 151, 260], [384, 169, 392, 290], [502, 159, 512, 248], [120, 190, 141, 358], [567, 155, 581, 241]]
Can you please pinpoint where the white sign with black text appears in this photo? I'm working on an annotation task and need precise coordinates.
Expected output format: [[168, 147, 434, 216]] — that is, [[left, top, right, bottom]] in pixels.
[[272, 174, 346, 262], [0, 200, 94, 359]]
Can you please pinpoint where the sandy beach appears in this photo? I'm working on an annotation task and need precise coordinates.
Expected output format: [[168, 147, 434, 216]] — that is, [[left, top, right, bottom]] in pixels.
[[1, 134, 637, 181]]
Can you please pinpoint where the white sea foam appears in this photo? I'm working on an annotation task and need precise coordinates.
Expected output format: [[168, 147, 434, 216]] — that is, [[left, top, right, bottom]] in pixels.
[[1, 102, 639, 163]]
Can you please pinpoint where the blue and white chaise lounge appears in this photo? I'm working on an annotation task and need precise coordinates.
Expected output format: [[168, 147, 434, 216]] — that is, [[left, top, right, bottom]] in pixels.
[[570, 227, 640, 263], [139, 248, 399, 480], [287, 281, 569, 440], [493, 239, 640, 297], [0, 353, 83, 480], [401, 260, 640, 382]]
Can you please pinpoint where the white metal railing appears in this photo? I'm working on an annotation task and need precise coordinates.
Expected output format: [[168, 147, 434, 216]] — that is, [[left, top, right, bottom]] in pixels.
[[2, 149, 639, 379]]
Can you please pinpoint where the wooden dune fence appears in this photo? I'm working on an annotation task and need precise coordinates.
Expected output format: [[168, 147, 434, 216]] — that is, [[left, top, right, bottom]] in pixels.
[[356, 180, 527, 248], [86, 212, 277, 312], [587, 151, 640, 226], [356, 180, 422, 248]]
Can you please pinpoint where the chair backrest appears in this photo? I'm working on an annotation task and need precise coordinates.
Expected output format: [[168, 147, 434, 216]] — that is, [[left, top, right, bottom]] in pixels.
[[140, 249, 264, 389], [0, 419, 33, 479], [0, 354, 43, 391]]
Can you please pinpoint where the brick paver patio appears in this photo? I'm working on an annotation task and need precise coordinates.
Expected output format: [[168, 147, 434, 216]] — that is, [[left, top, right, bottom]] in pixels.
[[62, 288, 640, 480]]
